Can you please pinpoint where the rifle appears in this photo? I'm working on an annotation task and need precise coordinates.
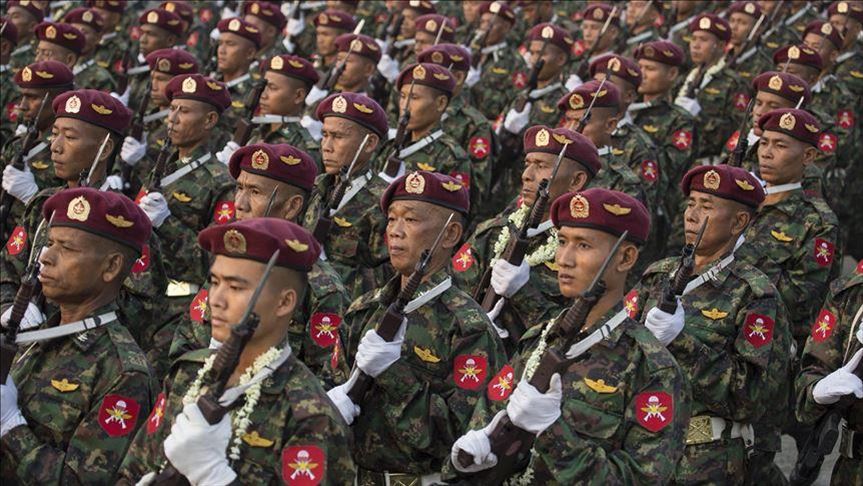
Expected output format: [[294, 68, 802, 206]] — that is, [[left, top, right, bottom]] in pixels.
[[382, 78, 415, 177], [457, 231, 630, 482], [318, 20, 365, 91], [574, 6, 618, 80], [121, 80, 152, 195], [473, 143, 568, 342], [78, 134, 112, 188], [141, 138, 173, 197], [727, 97, 755, 167], [232, 78, 267, 146], [513, 37, 548, 113], [657, 217, 707, 313], [615, 0, 655, 54], [469, 9, 496, 68], [153, 249, 281, 485], [575, 76, 607, 134], [203, 38, 220, 77], [0, 212, 53, 382], [347, 213, 454, 404], [660, 3, 679, 39], [0, 93, 50, 239], [115, 48, 133, 95], [263, 187, 279, 217], [281, 0, 302, 51], [312, 134, 370, 244]]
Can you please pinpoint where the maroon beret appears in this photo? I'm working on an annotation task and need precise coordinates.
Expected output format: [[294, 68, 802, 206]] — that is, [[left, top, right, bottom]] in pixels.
[[681, 164, 765, 208], [404, 0, 436, 15], [198, 218, 321, 272], [524, 125, 601, 176], [729, 1, 762, 19], [689, 14, 731, 42], [243, 1, 287, 30], [313, 9, 356, 31], [265, 54, 319, 87], [145, 48, 199, 75], [53, 89, 132, 134], [414, 14, 455, 42], [159, 1, 194, 26], [228, 143, 318, 192], [396, 62, 456, 96], [43, 187, 152, 254], [165, 74, 231, 112], [527, 23, 574, 55], [35, 22, 86, 55], [804, 20, 843, 50], [558, 79, 621, 111], [218, 17, 262, 49], [479, 1, 515, 23], [757, 108, 821, 146], [590, 54, 642, 88], [752, 71, 810, 106], [551, 189, 650, 244], [1, 17, 19, 46], [335, 33, 382, 63], [86, 0, 125, 14], [316, 92, 388, 138], [138, 8, 183, 37], [380, 170, 470, 215], [582, 3, 621, 28], [15, 60, 74, 88], [634, 40, 684, 66], [773, 44, 823, 71], [829, 1, 863, 23], [63, 7, 104, 33], [8, 0, 47, 21], [418, 43, 471, 72]]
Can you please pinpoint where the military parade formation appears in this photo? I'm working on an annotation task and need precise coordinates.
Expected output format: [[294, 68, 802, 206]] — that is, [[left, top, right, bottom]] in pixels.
[[0, 0, 861, 484]]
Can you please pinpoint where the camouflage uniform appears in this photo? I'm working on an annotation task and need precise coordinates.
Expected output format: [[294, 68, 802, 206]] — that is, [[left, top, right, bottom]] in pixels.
[[632, 257, 792, 484], [589, 147, 648, 207], [761, 4, 818, 49], [469, 42, 528, 121], [621, 28, 660, 58], [736, 188, 842, 351], [729, 46, 773, 84], [679, 65, 749, 159], [218, 71, 260, 146], [834, 50, 863, 112], [247, 119, 322, 172], [442, 95, 496, 222], [127, 108, 171, 195], [73, 58, 117, 92], [94, 31, 129, 75], [0, 303, 154, 483], [795, 268, 863, 485], [9, 40, 36, 72], [345, 269, 508, 478], [0, 65, 18, 140], [0, 129, 61, 231], [118, 346, 356, 484]]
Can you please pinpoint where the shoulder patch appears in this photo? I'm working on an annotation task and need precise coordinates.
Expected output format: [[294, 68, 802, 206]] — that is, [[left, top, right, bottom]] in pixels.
[[5, 226, 27, 256], [813, 238, 835, 267], [452, 242, 475, 272], [98, 394, 141, 437], [189, 289, 208, 323], [212, 200, 235, 224], [635, 391, 674, 432], [810, 309, 836, 342], [453, 354, 488, 390], [282, 444, 326, 485], [743, 313, 774, 348], [146, 392, 167, 435], [487, 364, 515, 401], [310, 313, 341, 347]]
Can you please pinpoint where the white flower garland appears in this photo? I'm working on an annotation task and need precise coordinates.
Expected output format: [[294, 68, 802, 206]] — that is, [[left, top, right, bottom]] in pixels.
[[182, 346, 283, 462], [676, 56, 726, 99], [491, 205, 558, 268]]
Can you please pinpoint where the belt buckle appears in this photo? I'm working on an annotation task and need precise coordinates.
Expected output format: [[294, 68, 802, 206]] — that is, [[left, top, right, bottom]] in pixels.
[[387, 473, 420, 486], [686, 416, 714, 445], [166, 280, 193, 297]]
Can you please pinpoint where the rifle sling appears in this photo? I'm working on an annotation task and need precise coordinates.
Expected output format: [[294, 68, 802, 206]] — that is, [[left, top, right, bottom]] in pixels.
[[403, 277, 452, 314], [398, 129, 444, 158], [160, 152, 211, 187], [16, 311, 118, 344], [216, 345, 292, 406], [565, 308, 628, 359], [330, 170, 372, 215]]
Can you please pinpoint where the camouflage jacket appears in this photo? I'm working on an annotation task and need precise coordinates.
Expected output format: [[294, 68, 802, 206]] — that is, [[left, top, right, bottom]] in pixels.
[[589, 147, 648, 210], [73, 58, 117, 92], [761, 4, 818, 50], [442, 95, 495, 220], [149, 142, 236, 284], [118, 346, 356, 485], [248, 119, 321, 172], [218, 71, 261, 145], [168, 258, 352, 388], [0, 66, 18, 140], [610, 120, 661, 216], [728, 45, 773, 84], [737, 188, 842, 346], [620, 27, 660, 58], [127, 107, 171, 195], [94, 31, 130, 79], [344, 269, 507, 474], [9, 40, 35, 72], [834, 49, 863, 112], [302, 169, 391, 299], [0, 303, 154, 484], [679, 64, 749, 159], [0, 128, 61, 229], [469, 42, 529, 121], [795, 268, 863, 431]]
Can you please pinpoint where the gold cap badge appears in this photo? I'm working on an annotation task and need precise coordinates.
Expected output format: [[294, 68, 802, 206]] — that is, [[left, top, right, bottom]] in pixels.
[[413, 64, 426, 80], [251, 149, 269, 170], [223, 229, 247, 254], [67, 195, 90, 222], [535, 128, 550, 147], [332, 95, 347, 113], [405, 171, 426, 194], [570, 194, 589, 218], [703, 169, 721, 190], [270, 56, 284, 70], [65, 95, 81, 114], [181, 76, 197, 93], [779, 112, 796, 130]]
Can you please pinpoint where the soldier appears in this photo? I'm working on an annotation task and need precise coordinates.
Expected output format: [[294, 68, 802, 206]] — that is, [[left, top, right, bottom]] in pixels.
[[452, 126, 601, 349], [632, 164, 792, 484], [62, 7, 117, 92], [303, 92, 390, 298], [170, 143, 351, 388], [451, 188, 690, 484], [118, 219, 356, 484], [568, 3, 623, 82], [125, 9, 185, 111], [158, 1, 203, 60], [0, 18, 18, 140], [760, 0, 819, 49], [736, 108, 842, 353], [242, 0, 288, 61], [674, 13, 749, 161], [411, 13, 456, 61], [828, 0, 863, 106], [312, 9, 357, 73], [621, 0, 662, 57], [6, 0, 47, 71], [88, 0, 129, 77], [726, 1, 771, 83], [456, 0, 485, 42], [666, 0, 710, 70], [801, 20, 857, 130], [795, 263, 863, 485], [325, 170, 506, 483], [33, 21, 115, 93], [213, 16, 263, 136], [0, 188, 155, 483], [326, 33, 382, 96]]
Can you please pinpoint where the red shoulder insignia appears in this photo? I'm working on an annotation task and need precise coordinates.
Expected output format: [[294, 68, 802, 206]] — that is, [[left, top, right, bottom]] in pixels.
[[725, 130, 740, 152], [469, 136, 490, 159], [744, 313, 774, 348], [486, 364, 515, 401], [733, 93, 750, 111], [213, 200, 236, 224], [454, 354, 488, 390], [6, 102, 18, 122], [5, 226, 27, 256], [132, 244, 150, 274], [189, 289, 209, 323], [635, 391, 674, 432], [671, 130, 692, 150], [811, 309, 836, 342], [452, 243, 475, 272], [818, 132, 837, 154], [813, 238, 834, 267], [837, 109, 855, 129], [449, 171, 470, 189], [624, 290, 639, 319], [640, 160, 659, 183], [512, 71, 528, 89], [146, 392, 166, 435], [310, 313, 341, 348], [282, 445, 326, 485], [571, 38, 586, 57], [98, 394, 141, 437]]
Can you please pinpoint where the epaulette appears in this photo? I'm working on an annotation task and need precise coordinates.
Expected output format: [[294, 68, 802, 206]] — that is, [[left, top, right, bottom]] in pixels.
[[176, 347, 212, 365], [641, 256, 678, 277], [727, 259, 774, 300], [105, 323, 151, 376]]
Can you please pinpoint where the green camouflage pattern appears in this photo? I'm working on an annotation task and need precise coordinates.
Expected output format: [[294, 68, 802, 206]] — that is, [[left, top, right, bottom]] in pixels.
[[761, 5, 818, 50], [344, 269, 507, 474], [729, 46, 773, 84], [469, 43, 528, 121], [588, 148, 648, 209], [0, 303, 154, 484], [833, 50, 863, 112], [118, 346, 356, 485], [9, 41, 35, 72], [682, 65, 749, 159], [442, 95, 496, 222], [94, 31, 130, 79], [73, 59, 117, 93], [0, 67, 18, 141], [0, 129, 61, 231], [248, 119, 322, 172]]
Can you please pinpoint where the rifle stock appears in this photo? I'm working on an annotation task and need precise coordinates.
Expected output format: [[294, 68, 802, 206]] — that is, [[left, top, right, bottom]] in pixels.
[[658, 217, 707, 313]]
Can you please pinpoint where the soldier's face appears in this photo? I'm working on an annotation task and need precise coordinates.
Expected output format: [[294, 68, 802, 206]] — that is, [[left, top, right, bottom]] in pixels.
[[71, 23, 99, 55], [91, 8, 119, 29], [556, 226, 630, 298], [39, 228, 117, 304], [139, 24, 176, 56], [17, 88, 52, 125], [414, 31, 437, 58], [830, 14, 862, 48], [335, 51, 374, 91], [401, 9, 419, 38], [217, 33, 257, 74], [728, 13, 755, 45], [626, 1, 655, 29], [479, 13, 510, 45], [463, 1, 483, 24], [637, 59, 678, 95], [50, 117, 110, 181], [779, 62, 819, 85], [399, 84, 445, 132], [260, 71, 305, 116], [234, 171, 293, 220], [150, 71, 174, 107], [527, 41, 564, 81], [520, 151, 558, 206], [757, 131, 807, 185], [802, 33, 835, 66], [386, 201, 453, 276], [7, 7, 38, 36], [752, 91, 794, 135], [581, 20, 604, 49], [685, 191, 749, 254], [689, 31, 722, 64], [35, 41, 77, 68], [316, 26, 343, 57], [243, 15, 276, 47], [321, 117, 368, 175], [167, 99, 217, 146]]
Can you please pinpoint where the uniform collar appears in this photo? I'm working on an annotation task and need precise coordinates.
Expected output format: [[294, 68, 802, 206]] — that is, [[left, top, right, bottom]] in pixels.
[[39, 302, 120, 352]]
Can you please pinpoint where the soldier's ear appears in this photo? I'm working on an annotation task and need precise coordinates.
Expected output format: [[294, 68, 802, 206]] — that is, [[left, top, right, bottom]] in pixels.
[[668, 66, 680, 81], [280, 193, 305, 221], [435, 94, 449, 114], [801, 145, 818, 166], [616, 242, 638, 273], [567, 170, 589, 193], [442, 215, 463, 250], [274, 286, 298, 319], [203, 110, 219, 130], [101, 251, 125, 283], [66, 52, 78, 67], [364, 133, 381, 153], [732, 208, 752, 236]]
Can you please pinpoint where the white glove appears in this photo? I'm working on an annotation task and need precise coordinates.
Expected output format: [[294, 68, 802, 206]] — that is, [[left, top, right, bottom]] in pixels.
[[674, 96, 701, 117], [163, 402, 237, 486], [138, 192, 170, 228], [503, 102, 532, 134], [103, 174, 124, 191], [305, 85, 330, 107], [216, 141, 240, 166], [812, 348, 863, 405], [14, 124, 27, 136], [111, 86, 131, 107], [506, 373, 563, 435], [209, 25, 220, 41], [121, 135, 147, 166], [355, 318, 406, 378], [326, 370, 361, 424], [564, 73, 583, 91], [1, 302, 46, 331], [487, 298, 509, 339], [135, 472, 156, 486], [2, 164, 39, 205], [491, 259, 530, 298], [282, 37, 296, 54], [465, 66, 481, 88], [286, 16, 305, 36], [375, 38, 389, 52], [301, 115, 323, 141], [451, 410, 506, 473], [857, 326, 863, 345], [1, 376, 27, 438], [377, 54, 401, 83], [644, 300, 685, 346]]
